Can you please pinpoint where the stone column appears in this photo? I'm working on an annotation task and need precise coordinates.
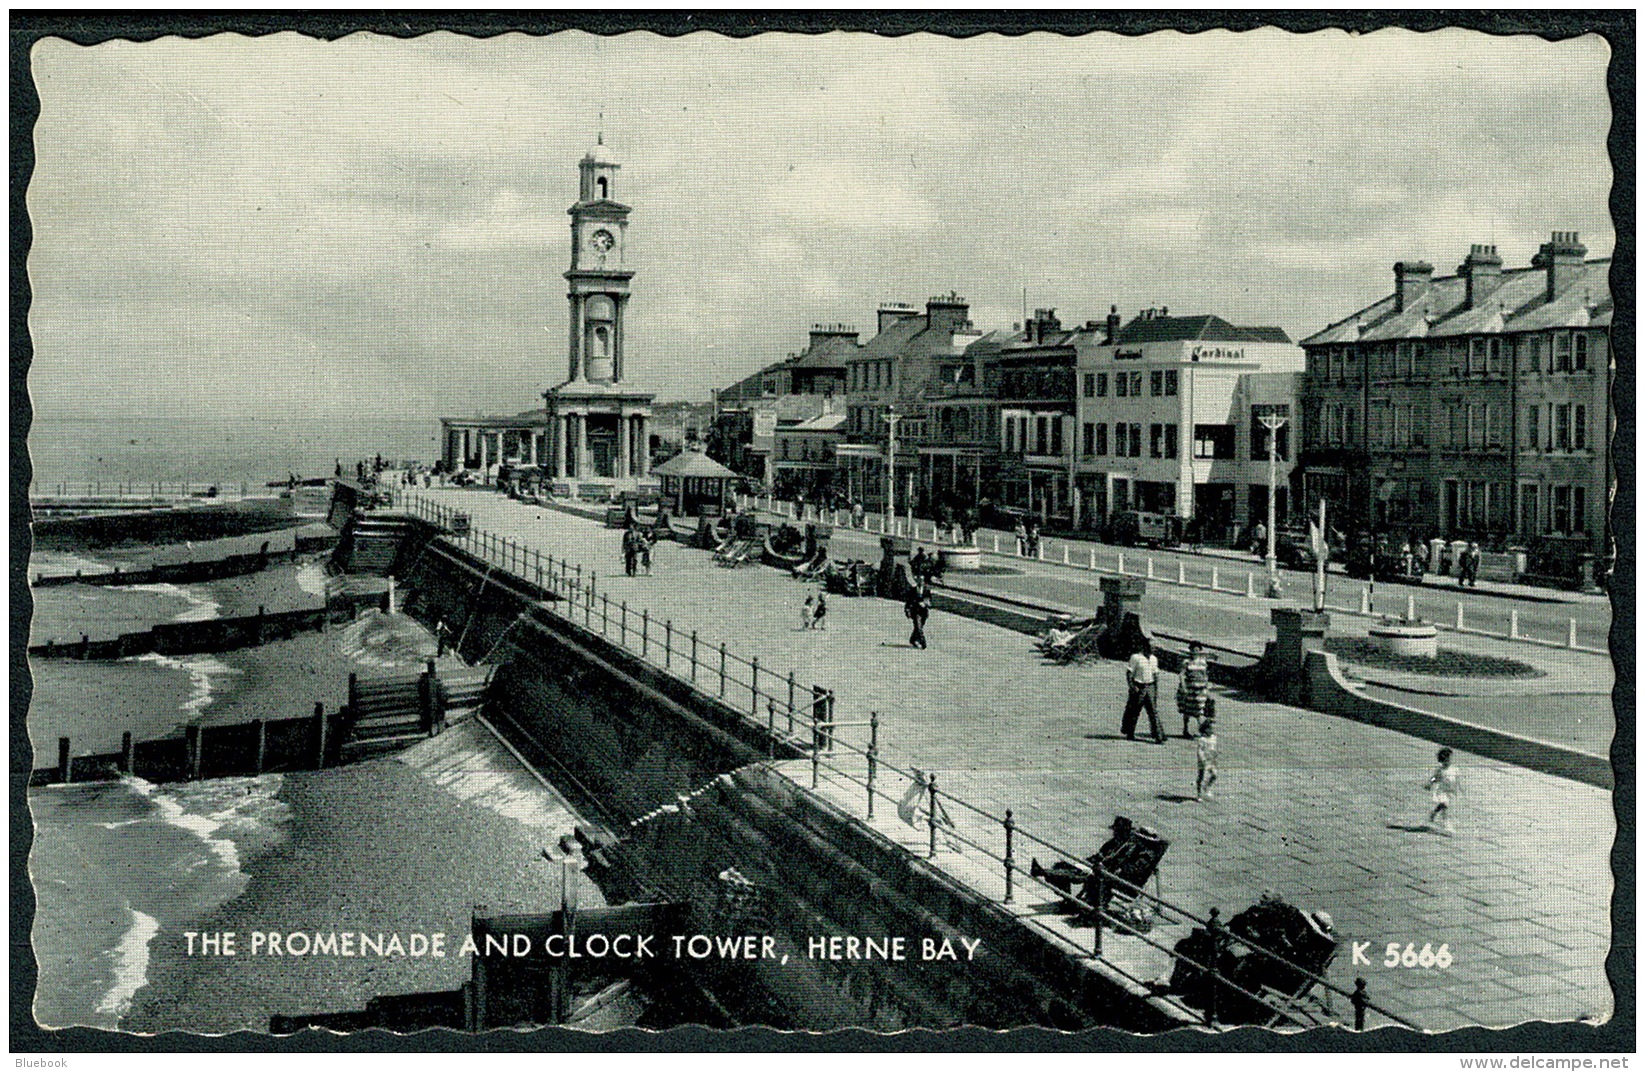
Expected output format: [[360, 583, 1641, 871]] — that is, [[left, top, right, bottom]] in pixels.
[[637, 416, 650, 476], [617, 409, 631, 478], [554, 416, 568, 479], [575, 413, 589, 479], [478, 432, 489, 473], [461, 429, 471, 469], [613, 295, 628, 383]]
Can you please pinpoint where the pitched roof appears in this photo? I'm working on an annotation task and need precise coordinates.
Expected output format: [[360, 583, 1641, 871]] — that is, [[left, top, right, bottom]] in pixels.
[[787, 412, 847, 433], [652, 449, 740, 479], [1114, 314, 1291, 345], [1301, 258, 1612, 346]]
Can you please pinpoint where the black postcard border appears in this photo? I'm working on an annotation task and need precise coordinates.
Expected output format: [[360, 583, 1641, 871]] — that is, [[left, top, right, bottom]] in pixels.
[[9, 8, 1635, 1056]]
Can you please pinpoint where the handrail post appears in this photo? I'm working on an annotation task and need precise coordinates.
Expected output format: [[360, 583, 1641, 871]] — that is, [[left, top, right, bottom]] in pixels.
[[664, 620, 672, 668], [690, 630, 699, 682], [601, 594, 610, 636], [1003, 809, 1015, 903], [767, 700, 777, 758], [1351, 977, 1369, 1030], [927, 772, 940, 858], [787, 672, 796, 722], [810, 706, 820, 789], [719, 643, 728, 697], [1093, 868, 1107, 955], [641, 610, 649, 657], [750, 656, 760, 715], [1205, 907, 1225, 1026], [620, 601, 628, 645], [866, 713, 879, 819]]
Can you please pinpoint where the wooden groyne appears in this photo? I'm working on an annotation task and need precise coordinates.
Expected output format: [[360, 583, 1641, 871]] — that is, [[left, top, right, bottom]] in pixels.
[[27, 662, 494, 787], [31, 533, 337, 589], [29, 603, 343, 661]]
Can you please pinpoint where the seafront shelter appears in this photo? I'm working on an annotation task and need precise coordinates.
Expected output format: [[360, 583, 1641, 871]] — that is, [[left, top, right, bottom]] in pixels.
[[653, 445, 739, 516]]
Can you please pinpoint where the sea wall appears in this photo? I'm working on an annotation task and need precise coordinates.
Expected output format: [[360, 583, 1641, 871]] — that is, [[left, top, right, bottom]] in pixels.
[[390, 524, 1189, 1031]]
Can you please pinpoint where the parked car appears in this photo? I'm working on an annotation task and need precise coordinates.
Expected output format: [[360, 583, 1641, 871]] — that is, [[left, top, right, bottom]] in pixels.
[[1105, 510, 1183, 549], [1271, 528, 1320, 571]]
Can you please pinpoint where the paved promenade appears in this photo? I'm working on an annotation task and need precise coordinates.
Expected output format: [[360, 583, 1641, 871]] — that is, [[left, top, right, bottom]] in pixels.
[[413, 489, 1614, 1031]]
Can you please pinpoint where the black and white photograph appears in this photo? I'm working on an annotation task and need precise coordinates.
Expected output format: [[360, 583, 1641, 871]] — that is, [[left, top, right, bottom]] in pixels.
[[12, 14, 1630, 1054]]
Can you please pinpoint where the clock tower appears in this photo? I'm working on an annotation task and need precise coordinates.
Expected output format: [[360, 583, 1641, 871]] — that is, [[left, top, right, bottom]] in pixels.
[[544, 136, 654, 487], [565, 135, 633, 384]]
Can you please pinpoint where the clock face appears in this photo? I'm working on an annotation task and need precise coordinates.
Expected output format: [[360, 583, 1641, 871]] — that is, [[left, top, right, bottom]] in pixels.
[[590, 229, 615, 253]]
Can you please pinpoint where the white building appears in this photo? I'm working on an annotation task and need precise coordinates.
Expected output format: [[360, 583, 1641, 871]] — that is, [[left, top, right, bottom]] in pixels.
[[1073, 311, 1304, 542]]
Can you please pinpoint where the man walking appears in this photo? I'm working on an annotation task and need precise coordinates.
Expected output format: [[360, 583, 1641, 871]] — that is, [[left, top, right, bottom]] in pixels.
[[905, 582, 931, 649], [1121, 638, 1165, 743], [622, 526, 639, 577]]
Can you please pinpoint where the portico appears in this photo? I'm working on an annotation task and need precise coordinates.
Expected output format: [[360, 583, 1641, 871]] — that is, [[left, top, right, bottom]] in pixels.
[[441, 415, 550, 477], [543, 394, 653, 481]]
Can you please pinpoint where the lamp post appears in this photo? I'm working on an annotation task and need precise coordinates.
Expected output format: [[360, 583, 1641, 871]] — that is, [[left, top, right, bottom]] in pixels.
[[1260, 413, 1289, 598], [885, 408, 901, 530]]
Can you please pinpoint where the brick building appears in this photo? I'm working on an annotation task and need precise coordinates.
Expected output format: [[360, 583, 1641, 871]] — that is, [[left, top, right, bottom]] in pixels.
[[1297, 231, 1612, 577]]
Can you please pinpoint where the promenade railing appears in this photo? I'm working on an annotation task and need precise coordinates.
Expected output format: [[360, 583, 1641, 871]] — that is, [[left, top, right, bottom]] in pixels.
[[401, 491, 1418, 1032], [736, 494, 1604, 656], [30, 480, 258, 501]]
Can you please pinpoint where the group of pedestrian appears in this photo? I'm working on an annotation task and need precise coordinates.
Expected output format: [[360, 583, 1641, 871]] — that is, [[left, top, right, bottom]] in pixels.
[[1013, 516, 1042, 557], [1455, 540, 1483, 588], [621, 524, 653, 578], [799, 592, 828, 630]]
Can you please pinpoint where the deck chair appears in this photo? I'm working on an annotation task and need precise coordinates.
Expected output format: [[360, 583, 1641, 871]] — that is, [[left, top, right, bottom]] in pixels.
[[1224, 899, 1341, 1025]]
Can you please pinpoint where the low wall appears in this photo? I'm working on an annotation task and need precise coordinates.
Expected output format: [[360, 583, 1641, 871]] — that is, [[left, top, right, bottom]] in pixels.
[[1303, 651, 1611, 790]]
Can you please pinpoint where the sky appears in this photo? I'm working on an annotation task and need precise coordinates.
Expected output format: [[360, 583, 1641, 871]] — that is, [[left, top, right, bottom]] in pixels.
[[26, 27, 1614, 421]]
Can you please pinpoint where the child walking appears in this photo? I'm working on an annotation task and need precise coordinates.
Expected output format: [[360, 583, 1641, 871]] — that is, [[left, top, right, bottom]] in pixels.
[[1195, 718, 1219, 801], [1427, 747, 1458, 834], [801, 595, 815, 630], [812, 592, 828, 630]]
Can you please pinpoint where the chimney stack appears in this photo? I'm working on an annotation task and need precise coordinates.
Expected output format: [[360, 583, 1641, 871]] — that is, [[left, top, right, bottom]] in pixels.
[[1458, 244, 1504, 309], [1532, 230, 1588, 302], [925, 292, 970, 337], [1394, 261, 1434, 313], [1105, 304, 1122, 344], [876, 301, 920, 335]]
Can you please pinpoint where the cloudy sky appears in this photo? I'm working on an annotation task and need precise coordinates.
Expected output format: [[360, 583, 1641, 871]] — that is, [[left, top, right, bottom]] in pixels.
[[27, 27, 1613, 420]]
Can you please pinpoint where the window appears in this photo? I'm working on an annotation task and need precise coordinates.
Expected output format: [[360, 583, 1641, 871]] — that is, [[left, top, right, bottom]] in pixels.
[[1525, 406, 1540, 452], [1150, 423, 1163, 458], [1396, 342, 1412, 378], [1194, 424, 1235, 460], [1165, 370, 1178, 396], [1114, 423, 1127, 457], [1082, 373, 1095, 399], [1129, 424, 1143, 457], [1555, 403, 1571, 450], [1344, 404, 1357, 447], [1520, 484, 1538, 536], [1130, 371, 1144, 396], [1150, 371, 1163, 397], [1116, 374, 1128, 398], [1095, 423, 1108, 456], [1555, 332, 1572, 372], [1526, 335, 1542, 373], [1488, 337, 1502, 375], [1469, 337, 1486, 375], [1164, 424, 1178, 459], [1095, 372, 1108, 397], [1575, 333, 1589, 370], [1082, 422, 1095, 456], [1489, 403, 1507, 447], [1552, 485, 1571, 533], [1573, 486, 1586, 533], [596, 176, 609, 199], [1035, 416, 1048, 454], [1575, 404, 1587, 450], [1050, 418, 1062, 456]]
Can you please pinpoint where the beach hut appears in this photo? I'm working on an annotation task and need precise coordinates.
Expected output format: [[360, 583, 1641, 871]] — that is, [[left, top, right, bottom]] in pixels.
[[652, 446, 740, 518]]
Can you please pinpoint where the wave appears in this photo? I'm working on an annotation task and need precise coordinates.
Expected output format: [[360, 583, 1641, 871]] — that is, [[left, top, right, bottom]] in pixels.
[[127, 652, 241, 718], [93, 908, 159, 1021], [338, 609, 438, 668], [295, 561, 330, 597], [126, 582, 221, 623]]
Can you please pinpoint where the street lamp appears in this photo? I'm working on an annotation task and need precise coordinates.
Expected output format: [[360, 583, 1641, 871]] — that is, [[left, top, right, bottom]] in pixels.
[[885, 408, 901, 531], [1259, 412, 1289, 599]]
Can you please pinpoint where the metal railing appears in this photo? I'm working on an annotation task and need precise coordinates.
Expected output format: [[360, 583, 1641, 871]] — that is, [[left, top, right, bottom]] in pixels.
[[736, 494, 1604, 655], [401, 491, 1418, 1032], [30, 480, 256, 501]]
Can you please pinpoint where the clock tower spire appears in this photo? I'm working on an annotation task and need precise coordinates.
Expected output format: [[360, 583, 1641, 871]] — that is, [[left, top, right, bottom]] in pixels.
[[565, 136, 632, 384]]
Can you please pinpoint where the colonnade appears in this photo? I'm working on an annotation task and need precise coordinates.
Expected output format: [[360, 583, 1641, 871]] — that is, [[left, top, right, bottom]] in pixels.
[[547, 409, 651, 480]]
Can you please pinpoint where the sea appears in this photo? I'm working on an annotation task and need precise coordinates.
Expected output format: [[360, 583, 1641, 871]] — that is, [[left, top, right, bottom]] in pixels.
[[24, 414, 441, 492], [23, 415, 438, 1030]]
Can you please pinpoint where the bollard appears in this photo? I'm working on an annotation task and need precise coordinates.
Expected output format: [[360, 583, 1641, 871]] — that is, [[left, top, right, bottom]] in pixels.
[[1090, 548, 1097, 570], [1037, 542, 1045, 561], [866, 713, 879, 819], [1360, 587, 1370, 614], [1509, 610, 1519, 639], [1407, 593, 1416, 621], [691, 630, 699, 682], [1351, 978, 1369, 1030], [1148, 558, 1155, 579], [1118, 553, 1126, 575], [1064, 545, 1070, 565], [1246, 572, 1254, 598], [1211, 566, 1219, 590], [1003, 809, 1015, 904], [1568, 618, 1578, 649], [993, 534, 1000, 553], [121, 731, 134, 775], [1456, 602, 1464, 630], [57, 737, 70, 784], [927, 773, 940, 859], [1178, 561, 1185, 585]]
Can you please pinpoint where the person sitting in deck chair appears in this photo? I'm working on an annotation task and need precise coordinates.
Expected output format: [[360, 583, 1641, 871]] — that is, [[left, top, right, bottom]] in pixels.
[[1029, 816, 1150, 913]]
